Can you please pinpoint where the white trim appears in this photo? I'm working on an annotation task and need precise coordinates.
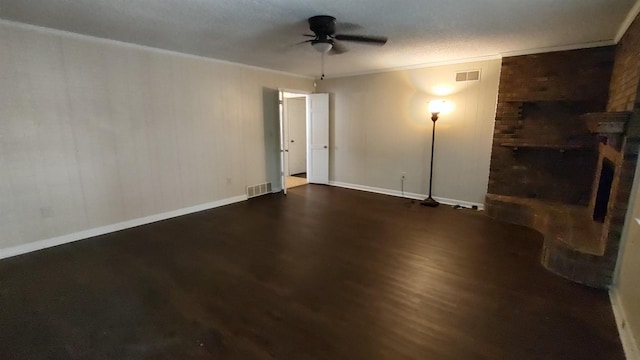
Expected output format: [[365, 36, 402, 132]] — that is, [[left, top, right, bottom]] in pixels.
[[0, 195, 248, 260], [322, 54, 502, 80], [280, 88, 312, 96], [328, 181, 484, 210], [499, 40, 616, 58], [1, 17, 622, 82], [320, 39, 617, 80], [0, 19, 313, 80], [616, 0, 640, 43], [610, 289, 640, 360]]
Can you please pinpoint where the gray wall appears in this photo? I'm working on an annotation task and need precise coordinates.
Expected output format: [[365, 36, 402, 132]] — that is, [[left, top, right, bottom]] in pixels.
[[285, 97, 307, 175], [0, 21, 312, 252], [317, 60, 501, 206]]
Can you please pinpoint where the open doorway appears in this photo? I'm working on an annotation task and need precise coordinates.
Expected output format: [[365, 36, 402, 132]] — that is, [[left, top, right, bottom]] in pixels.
[[281, 91, 309, 190]]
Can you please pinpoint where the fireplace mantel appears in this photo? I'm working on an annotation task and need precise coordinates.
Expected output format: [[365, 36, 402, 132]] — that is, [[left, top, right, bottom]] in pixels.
[[500, 140, 592, 152], [580, 111, 630, 134]]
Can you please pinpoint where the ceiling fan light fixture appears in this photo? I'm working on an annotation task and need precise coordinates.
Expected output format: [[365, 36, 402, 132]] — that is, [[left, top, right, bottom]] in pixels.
[[312, 41, 333, 53]]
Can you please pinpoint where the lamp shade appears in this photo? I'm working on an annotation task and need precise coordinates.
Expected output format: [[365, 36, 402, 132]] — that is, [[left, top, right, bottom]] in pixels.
[[312, 41, 333, 53], [429, 100, 446, 114]]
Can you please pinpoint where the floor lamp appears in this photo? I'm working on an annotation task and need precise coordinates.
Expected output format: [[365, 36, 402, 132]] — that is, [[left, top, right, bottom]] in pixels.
[[421, 100, 446, 207]]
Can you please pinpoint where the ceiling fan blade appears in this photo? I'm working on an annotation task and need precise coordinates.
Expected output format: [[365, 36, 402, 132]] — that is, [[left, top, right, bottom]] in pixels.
[[303, 34, 316, 38], [334, 34, 388, 45], [335, 22, 363, 32], [295, 39, 314, 45], [329, 41, 349, 55]]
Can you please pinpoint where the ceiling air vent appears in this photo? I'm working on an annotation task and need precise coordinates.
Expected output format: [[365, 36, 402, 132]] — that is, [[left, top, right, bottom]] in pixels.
[[455, 70, 481, 82]]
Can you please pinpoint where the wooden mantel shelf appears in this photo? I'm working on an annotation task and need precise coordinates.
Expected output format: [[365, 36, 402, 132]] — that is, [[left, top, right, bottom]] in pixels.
[[500, 141, 592, 151], [579, 111, 630, 134]]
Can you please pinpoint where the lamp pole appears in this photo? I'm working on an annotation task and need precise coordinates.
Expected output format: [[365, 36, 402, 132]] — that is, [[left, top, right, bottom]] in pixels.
[[421, 110, 440, 207]]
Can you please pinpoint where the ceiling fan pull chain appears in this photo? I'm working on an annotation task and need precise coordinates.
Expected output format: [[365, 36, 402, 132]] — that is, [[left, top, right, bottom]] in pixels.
[[321, 51, 325, 80]]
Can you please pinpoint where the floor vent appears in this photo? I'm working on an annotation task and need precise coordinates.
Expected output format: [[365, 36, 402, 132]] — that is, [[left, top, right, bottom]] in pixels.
[[247, 182, 272, 198], [456, 70, 481, 82]]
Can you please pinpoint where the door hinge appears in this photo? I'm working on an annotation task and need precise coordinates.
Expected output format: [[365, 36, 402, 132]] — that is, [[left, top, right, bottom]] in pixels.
[[278, 100, 283, 105]]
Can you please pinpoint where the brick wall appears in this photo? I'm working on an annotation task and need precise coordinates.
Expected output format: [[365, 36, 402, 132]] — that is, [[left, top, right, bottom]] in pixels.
[[486, 13, 640, 288], [488, 46, 615, 204], [500, 48, 614, 102], [608, 16, 640, 114], [601, 14, 640, 279]]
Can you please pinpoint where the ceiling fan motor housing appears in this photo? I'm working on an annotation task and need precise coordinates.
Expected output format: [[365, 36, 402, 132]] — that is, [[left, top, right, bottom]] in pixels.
[[309, 15, 336, 36]]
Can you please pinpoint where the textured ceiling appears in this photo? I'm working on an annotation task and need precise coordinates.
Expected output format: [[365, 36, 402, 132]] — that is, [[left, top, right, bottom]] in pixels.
[[0, 0, 636, 78]]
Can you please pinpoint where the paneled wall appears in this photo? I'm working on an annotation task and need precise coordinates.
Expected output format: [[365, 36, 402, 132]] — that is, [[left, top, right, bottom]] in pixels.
[[611, 12, 640, 357], [317, 60, 501, 206], [0, 21, 312, 251]]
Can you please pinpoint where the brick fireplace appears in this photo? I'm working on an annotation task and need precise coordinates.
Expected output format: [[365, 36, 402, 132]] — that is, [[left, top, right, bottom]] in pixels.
[[485, 45, 640, 288], [488, 47, 614, 204]]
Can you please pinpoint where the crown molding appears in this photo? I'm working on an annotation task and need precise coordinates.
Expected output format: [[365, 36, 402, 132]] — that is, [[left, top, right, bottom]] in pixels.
[[321, 54, 503, 80], [616, 0, 640, 43], [499, 40, 616, 58], [320, 38, 619, 80], [0, 19, 314, 80]]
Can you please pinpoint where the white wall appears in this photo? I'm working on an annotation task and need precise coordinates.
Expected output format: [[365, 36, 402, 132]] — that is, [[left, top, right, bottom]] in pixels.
[[0, 21, 312, 252], [285, 97, 307, 175], [317, 60, 501, 206], [613, 152, 640, 359]]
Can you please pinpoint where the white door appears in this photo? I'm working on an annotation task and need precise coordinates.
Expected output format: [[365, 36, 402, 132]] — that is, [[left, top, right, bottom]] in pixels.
[[307, 93, 329, 184], [287, 97, 307, 175], [278, 91, 288, 194]]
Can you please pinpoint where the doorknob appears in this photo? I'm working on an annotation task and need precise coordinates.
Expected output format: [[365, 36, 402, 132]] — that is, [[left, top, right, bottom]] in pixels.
[[291, 140, 295, 143], [324, 145, 328, 149]]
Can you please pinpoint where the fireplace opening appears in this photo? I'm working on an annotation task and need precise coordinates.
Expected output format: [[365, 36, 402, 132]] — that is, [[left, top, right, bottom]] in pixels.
[[593, 158, 615, 222]]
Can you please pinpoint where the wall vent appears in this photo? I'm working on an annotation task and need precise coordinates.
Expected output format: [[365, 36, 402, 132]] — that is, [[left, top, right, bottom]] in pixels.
[[247, 182, 273, 198], [456, 70, 481, 82]]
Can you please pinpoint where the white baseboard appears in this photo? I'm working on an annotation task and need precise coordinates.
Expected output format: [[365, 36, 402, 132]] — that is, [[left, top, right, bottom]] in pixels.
[[328, 181, 484, 210], [611, 289, 640, 360], [0, 194, 248, 260]]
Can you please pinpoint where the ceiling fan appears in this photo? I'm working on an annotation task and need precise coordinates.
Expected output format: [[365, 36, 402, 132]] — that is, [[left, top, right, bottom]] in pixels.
[[301, 15, 388, 79]]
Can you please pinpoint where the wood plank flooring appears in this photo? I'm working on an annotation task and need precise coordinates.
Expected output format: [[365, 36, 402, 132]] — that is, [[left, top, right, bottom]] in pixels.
[[0, 185, 624, 359]]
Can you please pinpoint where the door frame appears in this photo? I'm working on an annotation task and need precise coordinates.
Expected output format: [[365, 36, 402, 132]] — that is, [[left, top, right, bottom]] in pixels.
[[278, 88, 311, 194]]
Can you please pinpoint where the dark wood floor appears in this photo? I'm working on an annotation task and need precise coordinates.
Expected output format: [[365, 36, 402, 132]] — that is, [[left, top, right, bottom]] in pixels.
[[0, 185, 624, 359]]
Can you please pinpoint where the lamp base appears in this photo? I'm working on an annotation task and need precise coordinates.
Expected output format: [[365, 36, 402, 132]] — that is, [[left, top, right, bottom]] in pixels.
[[421, 196, 440, 207]]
